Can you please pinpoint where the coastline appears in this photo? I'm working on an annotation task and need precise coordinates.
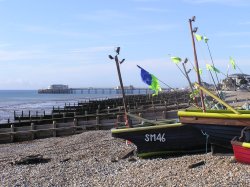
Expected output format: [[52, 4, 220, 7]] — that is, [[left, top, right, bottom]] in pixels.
[[0, 90, 250, 185]]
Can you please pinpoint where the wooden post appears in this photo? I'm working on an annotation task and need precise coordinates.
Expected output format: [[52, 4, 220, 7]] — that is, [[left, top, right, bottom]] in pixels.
[[10, 124, 14, 142], [96, 116, 100, 130], [31, 123, 35, 140], [138, 113, 143, 124], [189, 17, 206, 112], [73, 118, 77, 134], [162, 111, 167, 119], [52, 121, 56, 137], [63, 113, 66, 122], [116, 114, 123, 127], [109, 48, 130, 127]]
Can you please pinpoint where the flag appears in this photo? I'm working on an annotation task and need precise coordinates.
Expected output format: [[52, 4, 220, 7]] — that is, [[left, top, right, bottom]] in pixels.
[[194, 68, 203, 75], [199, 68, 203, 75], [204, 36, 209, 43], [206, 64, 220, 73], [230, 57, 236, 70], [195, 34, 203, 41], [137, 65, 162, 96], [170, 56, 182, 64]]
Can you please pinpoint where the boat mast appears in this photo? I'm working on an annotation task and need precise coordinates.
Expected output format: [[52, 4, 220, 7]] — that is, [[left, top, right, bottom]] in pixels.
[[109, 47, 131, 127], [189, 16, 206, 112]]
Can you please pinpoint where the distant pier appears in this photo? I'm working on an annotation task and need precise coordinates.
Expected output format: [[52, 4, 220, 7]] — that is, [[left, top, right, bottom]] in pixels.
[[38, 87, 169, 94]]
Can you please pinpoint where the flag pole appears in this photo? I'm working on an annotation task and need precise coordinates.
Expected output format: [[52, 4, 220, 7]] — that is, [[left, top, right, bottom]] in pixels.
[[109, 47, 131, 127], [205, 41, 220, 85], [189, 16, 206, 112]]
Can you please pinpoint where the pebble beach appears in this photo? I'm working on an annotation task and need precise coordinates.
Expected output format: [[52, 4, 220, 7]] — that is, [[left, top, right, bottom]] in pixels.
[[0, 130, 250, 187]]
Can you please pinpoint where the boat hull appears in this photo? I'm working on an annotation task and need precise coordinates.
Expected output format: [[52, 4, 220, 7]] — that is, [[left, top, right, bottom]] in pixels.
[[111, 123, 207, 157], [178, 110, 250, 152], [231, 139, 250, 164]]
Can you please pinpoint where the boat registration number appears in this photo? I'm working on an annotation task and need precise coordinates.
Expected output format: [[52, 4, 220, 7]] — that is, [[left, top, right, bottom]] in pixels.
[[145, 133, 166, 142]]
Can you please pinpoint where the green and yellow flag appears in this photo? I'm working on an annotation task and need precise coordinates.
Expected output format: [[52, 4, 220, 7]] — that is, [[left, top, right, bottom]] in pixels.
[[229, 57, 236, 70], [170, 56, 182, 64], [195, 34, 203, 41], [194, 68, 203, 75], [206, 64, 220, 73], [204, 36, 209, 43]]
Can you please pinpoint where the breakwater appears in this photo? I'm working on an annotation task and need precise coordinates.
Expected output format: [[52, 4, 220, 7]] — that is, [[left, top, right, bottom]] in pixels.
[[0, 90, 190, 143]]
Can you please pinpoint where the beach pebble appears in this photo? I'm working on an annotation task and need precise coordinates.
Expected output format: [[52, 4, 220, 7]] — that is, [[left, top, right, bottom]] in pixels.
[[0, 130, 249, 186]]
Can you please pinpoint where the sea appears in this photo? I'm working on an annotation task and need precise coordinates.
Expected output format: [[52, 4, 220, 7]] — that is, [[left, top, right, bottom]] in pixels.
[[0, 90, 122, 124]]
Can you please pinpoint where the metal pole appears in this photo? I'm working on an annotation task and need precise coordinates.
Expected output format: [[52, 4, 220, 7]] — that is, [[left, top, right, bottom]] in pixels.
[[189, 17, 206, 112]]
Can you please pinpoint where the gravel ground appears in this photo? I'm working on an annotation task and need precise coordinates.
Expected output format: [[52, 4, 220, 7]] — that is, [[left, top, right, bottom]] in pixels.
[[0, 130, 249, 187]]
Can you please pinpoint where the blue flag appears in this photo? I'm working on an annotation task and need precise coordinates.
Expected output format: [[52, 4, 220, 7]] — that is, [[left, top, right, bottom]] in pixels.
[[137, 65, 162, 96]]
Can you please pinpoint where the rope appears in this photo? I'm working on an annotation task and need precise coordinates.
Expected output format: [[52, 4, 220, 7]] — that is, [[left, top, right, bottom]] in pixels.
[[201, 130, 210, 153]]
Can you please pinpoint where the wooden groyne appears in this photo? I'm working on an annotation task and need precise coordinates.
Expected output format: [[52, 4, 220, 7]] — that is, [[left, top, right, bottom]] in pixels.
[[1, 90, 191, 144]]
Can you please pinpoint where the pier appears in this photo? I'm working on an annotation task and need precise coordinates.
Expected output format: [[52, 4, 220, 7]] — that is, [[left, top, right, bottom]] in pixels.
[[38, 87, 170, 94]]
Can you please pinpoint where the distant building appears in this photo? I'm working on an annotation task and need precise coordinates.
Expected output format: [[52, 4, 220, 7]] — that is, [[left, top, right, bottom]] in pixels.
[[48, 84, 69, 90], [115, 85, 134, 90], [222, 73, 250, 91]]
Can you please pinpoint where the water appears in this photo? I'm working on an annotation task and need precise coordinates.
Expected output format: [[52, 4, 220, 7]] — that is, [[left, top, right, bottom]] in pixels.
[[0, 90, 121, 124]]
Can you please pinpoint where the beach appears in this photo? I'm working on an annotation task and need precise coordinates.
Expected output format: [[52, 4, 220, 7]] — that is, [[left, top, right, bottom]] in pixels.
[[0, 130, 249, 187]]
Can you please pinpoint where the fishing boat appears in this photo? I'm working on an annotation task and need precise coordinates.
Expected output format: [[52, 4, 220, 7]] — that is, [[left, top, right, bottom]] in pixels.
[[111, 123, 208, 158], [111, 113, 208, 158], [178, 82, 250, 152], [231, 127, 250, 164]]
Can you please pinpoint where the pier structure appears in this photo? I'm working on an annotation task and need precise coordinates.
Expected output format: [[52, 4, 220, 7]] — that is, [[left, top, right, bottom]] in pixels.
[[38, 87, 169, 94]]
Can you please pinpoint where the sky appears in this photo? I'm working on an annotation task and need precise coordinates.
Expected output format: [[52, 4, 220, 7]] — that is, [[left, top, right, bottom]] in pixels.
[[0, 0, 250, 89]]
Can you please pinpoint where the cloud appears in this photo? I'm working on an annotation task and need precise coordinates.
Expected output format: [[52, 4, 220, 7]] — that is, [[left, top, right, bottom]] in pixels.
[[70, 46, 115, 54], [136, 7, 170, 12], [19, 24, 97, 38], [239, 21, 250, 25], [216, 31, 250, 37], [131, 0, 162, 2], [183, 0, 250, 6], [0, 45, 116, 66], [77, 10, 131, 22], [230, 44, 250, 49], [111, 23, 179, 37], [0, 49, 45, 61]]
